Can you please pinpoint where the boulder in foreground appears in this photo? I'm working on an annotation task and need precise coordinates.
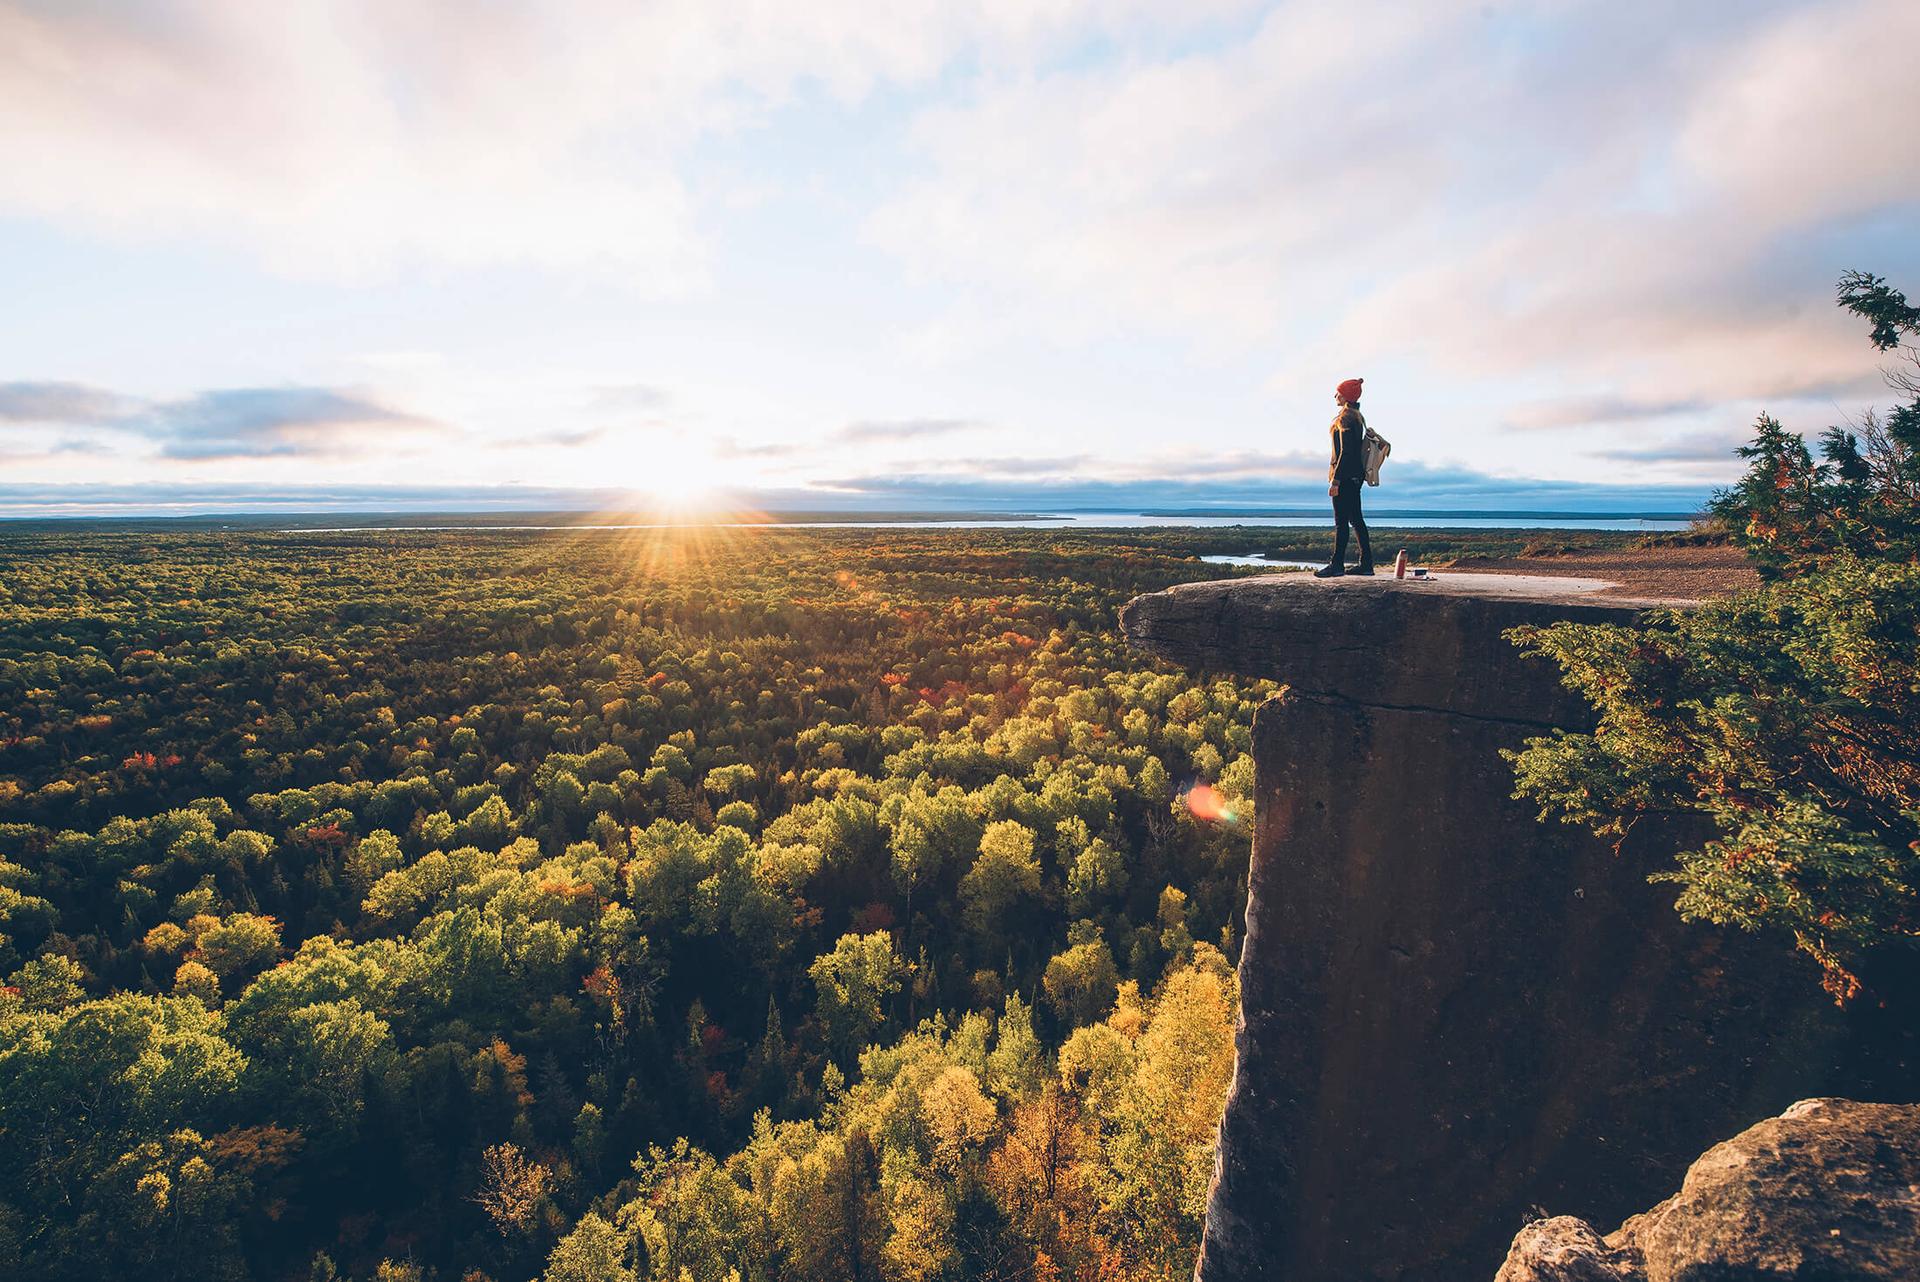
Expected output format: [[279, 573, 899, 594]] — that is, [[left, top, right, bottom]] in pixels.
[[1496, 1098, 1920, 1281]]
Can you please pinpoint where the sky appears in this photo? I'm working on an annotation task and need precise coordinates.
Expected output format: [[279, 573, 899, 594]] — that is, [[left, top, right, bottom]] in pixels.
[[1, 0, 1916, 517]]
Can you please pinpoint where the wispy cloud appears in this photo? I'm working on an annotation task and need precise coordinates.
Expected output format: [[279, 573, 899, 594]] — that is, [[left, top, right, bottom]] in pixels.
[[0, 438, 115, 465], [716, 437, 808, 460], [825, 447, 1331, 485], [0, 381, 141, 425], [802, 463, 1716, 515], [868, 0, 1920, 411], [587, 384, 674, 414], [1590, 431, 1758, 465], [0, 481, 638, 518], [0, 2, 1255, 284], [142, 388, 443, 459], [1505, 395, 1714, 433], [498, 426, 613, 450], [0, 380, 446, 460], [834, 418, 981, 443], [0, 467, 1717, 520]]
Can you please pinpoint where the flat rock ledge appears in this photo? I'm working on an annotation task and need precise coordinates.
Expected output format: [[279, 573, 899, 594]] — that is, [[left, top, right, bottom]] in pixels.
[[1495, 1098, 1920, 1282], [1118, 572, 1664, 726]]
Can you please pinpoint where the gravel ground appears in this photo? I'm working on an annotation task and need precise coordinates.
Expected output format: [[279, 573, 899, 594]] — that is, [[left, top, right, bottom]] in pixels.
[[1444, 544, 1758, 602]]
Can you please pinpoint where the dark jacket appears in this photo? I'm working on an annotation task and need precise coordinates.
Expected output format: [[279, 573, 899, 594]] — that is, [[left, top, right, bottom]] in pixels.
[[1329, 406, 1368, 483]]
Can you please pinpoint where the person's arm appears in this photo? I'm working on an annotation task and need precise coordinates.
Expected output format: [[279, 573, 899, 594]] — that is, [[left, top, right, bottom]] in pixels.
[[1331, 410, 1362, 486]]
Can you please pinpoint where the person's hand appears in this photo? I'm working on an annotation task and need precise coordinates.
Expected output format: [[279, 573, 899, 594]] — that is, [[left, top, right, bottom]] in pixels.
[[1329, 482, 1338, 497]]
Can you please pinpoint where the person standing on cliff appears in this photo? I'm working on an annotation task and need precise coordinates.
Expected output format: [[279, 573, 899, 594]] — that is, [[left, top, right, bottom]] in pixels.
[[1314, 377, 1375, 577]]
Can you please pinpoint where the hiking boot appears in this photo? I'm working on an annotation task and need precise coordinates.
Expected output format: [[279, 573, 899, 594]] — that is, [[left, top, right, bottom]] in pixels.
[[1350, 561, 1375, 576], [1312, 564, 1345, 578]]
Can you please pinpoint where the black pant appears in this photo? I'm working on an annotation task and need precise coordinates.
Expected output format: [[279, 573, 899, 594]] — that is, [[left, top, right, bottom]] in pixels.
[[1332, 479, 1371, 567]]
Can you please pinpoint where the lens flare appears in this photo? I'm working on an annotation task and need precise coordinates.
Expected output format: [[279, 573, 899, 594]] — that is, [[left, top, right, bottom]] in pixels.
[[1184, 783, 1240, 827]]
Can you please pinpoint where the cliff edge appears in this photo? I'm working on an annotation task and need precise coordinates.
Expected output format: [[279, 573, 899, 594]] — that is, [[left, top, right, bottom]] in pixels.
[[1120, 573, 1882, 1282]]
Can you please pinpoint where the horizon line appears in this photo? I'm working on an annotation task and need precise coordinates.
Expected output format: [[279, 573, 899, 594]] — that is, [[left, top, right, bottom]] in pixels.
[[0, 504, 1710, 526]]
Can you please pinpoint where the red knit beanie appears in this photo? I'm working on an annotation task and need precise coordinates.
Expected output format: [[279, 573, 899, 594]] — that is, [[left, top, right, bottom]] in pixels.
[[1336, 377, 1363, 403]]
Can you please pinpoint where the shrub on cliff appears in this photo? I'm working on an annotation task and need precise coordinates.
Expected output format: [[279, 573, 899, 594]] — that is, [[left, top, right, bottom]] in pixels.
[[1507, 274, 1920, 1002], [1708, 271, 1920, 577], [1507, 558, 1919, 1000]]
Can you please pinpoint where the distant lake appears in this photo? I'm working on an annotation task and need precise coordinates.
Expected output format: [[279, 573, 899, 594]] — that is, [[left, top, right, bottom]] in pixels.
[[1200, 555, 1319, 569], [292, 511, 1696, 534]]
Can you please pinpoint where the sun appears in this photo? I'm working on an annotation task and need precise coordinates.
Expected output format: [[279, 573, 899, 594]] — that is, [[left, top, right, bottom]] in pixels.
[[609, 434, 731, 518]]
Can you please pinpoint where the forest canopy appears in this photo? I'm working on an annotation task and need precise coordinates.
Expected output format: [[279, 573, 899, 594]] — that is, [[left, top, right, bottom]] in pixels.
[[0, 524, 1276, 1282]]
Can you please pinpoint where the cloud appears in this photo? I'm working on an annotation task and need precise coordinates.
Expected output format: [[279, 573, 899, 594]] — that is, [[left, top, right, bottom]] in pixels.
[[587, 384, 674, 414], [884, 453, 1100, 477], [865, 0, 1919, 415], [0, 379, 446, 460], [820, 445, 1335, 486], [0, 381, 141, 425], [715, 437, 808, 460], [804, 462, 1713, 515], [498, 427, 612, 450], [834, 418, 980, 443], [1675, 1, 1920, 230], [138, 388, 444, 459], [1505, 395, 1713, 433], [0, 1, 1258, 284], [699, 418, 984, 466], [0, 437, 115, 465], [0, 481, 641, 518], [0, 467, 1715, 520], [816, 435, 1725, 509], [2, 1, 1907, 503], [1589, 431, 1755, 466]]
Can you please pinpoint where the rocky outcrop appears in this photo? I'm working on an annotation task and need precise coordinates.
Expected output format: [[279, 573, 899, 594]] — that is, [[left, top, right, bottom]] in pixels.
[[1118, 569, 1646, 723], [1497, 1220, 1640, 1282], [1119, 573, 1912, 1282], [1496, 1098, 1920, 1281]]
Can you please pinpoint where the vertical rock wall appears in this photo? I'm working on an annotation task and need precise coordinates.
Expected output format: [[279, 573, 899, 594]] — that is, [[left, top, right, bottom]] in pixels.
[[1119, 575, 1877, 1282]]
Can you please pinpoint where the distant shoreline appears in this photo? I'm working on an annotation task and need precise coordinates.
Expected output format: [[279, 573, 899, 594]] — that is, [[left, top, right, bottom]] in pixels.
[[0, 506, 1703, 530], [1131, 507, 1703, 521], [0, 509, 1052, 529]]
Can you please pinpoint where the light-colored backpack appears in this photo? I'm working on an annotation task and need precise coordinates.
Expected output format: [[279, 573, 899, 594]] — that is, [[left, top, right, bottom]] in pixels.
[[1363, 426, 1391, 486]]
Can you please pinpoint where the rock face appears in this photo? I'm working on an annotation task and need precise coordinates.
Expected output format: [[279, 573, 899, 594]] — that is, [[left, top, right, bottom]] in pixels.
[[1496, 1098, 1920, 1281], [1119, 574, 1907, 1282]]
